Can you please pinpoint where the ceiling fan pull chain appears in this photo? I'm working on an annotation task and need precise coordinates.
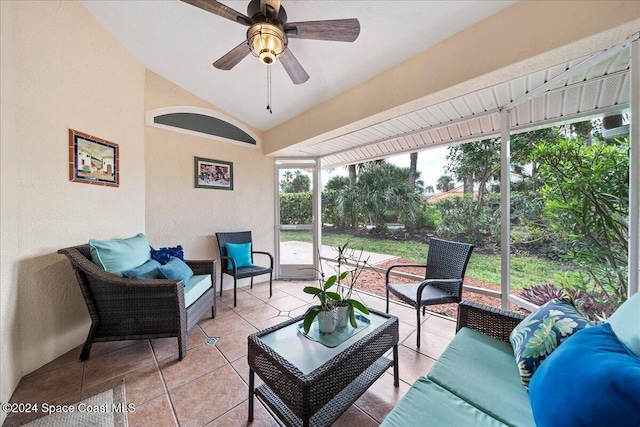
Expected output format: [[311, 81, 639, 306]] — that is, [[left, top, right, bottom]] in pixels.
[[266, 65, 273, 114]]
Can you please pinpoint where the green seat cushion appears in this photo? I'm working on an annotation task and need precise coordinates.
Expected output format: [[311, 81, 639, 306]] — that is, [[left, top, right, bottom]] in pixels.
[[184, 274, 212, 308], [89, 233, 151, 276], [428, 327, 536, 427], [607, 291, 640, 356], [380, 377, 507, 427]]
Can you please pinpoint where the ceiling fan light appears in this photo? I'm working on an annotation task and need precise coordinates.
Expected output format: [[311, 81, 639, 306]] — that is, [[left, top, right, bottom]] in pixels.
[[248, 23, 286, 65]]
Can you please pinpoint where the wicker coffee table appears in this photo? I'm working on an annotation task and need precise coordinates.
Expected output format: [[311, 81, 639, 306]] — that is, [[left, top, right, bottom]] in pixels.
[[248, 309, 399, 427]]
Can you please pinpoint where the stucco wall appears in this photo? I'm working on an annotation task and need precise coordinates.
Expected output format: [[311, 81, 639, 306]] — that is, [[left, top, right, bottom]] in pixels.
[[1, 0, 146, 397], [1, 1, 21, 422], [144, 71, 274, 291]]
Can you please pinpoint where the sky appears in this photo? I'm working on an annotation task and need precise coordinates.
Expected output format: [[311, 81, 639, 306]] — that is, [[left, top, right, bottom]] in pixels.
[[320, 146, 451, 191]]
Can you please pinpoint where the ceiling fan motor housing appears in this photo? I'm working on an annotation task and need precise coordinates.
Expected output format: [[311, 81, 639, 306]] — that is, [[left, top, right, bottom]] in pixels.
[[247, 23, 287, 65], [246, 0, 288, 65]]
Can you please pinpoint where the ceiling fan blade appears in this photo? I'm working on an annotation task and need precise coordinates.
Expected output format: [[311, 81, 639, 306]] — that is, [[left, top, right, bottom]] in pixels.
[[213, 41, 251, 70], [181, 0, 252, 26], [284, 19, 360, 42], [260, 0, 281, 19], [279, 48, 309, 85]]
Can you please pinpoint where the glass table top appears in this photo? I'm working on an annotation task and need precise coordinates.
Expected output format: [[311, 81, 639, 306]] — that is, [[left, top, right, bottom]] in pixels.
[[258, 311, 391, 375]]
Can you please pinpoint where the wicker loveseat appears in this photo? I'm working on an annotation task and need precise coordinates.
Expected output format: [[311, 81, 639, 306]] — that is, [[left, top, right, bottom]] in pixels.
[[58, 244, 216, 361], [381, 297, 640, 426]]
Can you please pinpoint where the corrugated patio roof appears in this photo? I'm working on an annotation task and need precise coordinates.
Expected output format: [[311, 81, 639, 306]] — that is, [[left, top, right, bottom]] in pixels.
[[273, 37, 635, 168]]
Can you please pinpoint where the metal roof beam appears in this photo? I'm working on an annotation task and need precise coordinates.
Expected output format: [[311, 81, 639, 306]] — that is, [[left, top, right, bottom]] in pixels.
[[505, 33, 639, 110], [320, 103, 630, 169]]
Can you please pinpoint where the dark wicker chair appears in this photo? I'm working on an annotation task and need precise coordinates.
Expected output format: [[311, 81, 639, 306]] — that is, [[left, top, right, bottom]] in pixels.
[[385, 237, 474, 347], [215, 231, 273, 307], [58, 244, 216, 361]]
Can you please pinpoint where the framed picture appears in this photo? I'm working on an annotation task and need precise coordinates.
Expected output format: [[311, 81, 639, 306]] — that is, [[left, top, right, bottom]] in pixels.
[[69, 129, 119, 187], [195, 157, 233, 190]]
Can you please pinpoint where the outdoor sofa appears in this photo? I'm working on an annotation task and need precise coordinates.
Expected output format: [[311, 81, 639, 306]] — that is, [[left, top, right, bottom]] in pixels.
[[58, 233, 216, 361], [381, 295, 640, 427]]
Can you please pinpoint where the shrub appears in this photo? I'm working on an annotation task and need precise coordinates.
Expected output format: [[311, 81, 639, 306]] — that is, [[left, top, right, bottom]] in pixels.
[[280, 191, 312, 225], [519, 282, 622, 321], [435, 195, 499, 245]]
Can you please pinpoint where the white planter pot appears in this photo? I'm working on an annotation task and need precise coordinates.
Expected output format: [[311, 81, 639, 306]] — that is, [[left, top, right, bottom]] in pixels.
[[336, 305, 350, 328], [317, 310, 336, 333]]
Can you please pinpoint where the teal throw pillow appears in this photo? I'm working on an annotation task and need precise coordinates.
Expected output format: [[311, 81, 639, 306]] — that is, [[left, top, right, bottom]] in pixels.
[[122, 259, 162, 279], [158, 257, 194, 285], [509, 298, 590, 388], [607, 291, 640, 357], [225, 242, 252, 269], [89, 233, 151, 276], [529, 323, 640, 427]]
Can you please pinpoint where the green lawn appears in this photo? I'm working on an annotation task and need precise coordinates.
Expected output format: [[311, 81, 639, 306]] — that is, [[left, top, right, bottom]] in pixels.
[[280, 230, 572, 289]]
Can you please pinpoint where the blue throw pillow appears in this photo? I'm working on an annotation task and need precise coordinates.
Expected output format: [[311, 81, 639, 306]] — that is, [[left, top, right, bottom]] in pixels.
[[158, 257, 194, 285], [151, 245, 185, 265], [225, 242, 252, 269], [529, 323, 640, 427], [89, 233, 151, 276], [509, 298, 590, 387], [121, 259, 162, 279]]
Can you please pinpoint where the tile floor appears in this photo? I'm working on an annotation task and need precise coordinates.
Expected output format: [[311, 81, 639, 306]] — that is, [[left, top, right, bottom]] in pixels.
[[3, 280, 456, 427]]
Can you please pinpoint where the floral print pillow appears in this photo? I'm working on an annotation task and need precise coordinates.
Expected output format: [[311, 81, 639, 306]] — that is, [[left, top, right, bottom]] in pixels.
[[509, 298, 590, 388]]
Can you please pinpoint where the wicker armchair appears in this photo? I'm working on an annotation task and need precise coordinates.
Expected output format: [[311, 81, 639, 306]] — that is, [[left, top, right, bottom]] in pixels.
[[216, 231, 273, 307], [58, 244, 216, 361], [385, 237, 474, 347], [456, 299, 526, 343]]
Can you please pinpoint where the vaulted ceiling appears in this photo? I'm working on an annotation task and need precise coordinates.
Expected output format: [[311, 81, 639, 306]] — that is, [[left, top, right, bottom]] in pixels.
[[82, 0, 514, 131], [82, 1, 640, 167]]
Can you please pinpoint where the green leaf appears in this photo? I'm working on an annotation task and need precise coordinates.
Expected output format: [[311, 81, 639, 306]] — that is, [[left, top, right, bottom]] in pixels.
[[303, 306, 322, 334], [339, 271, 349, 280], [325, 291, 341, 301], [348, 299, 369, 315], [303, 286, 321, 295], [349, 306, 358, 328], [324, 275, 337, 289], [522, 317, 558, 359]]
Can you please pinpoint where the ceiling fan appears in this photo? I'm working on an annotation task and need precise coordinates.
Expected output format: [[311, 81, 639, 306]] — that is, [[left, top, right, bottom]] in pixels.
[[181, 0, 361, 84]]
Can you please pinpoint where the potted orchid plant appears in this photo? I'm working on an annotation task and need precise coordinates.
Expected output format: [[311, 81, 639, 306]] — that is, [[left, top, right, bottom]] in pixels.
[[302, 274, 341, 334], [302, 240, 370, 334], [331, 240, 370, 328]]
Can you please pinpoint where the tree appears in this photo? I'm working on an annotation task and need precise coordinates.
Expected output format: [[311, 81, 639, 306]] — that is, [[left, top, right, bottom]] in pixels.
[[408, 152, 418, 188], [446, 139, 500, 206], [325, 175, 350, 191], [347, 164, 358, 228], [511, 127, 562, 178], [281, 170, 293, 188], [356, 163, 423, 230], [348, 164, 357, 187], [425, 185, 435, 198], [532, 136, 629, 301], [342, 160, 387, 229], [281, 170, 310, 193], [436, 175, 455, 192]]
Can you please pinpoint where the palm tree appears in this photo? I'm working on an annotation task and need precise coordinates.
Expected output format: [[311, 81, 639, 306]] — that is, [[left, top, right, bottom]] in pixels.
[[409, 152, 418, 188], [436, 175, 455, 192]]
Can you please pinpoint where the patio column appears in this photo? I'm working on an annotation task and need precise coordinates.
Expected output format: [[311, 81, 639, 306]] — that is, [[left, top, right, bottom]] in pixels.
[[314, 158, 322, 280], [500, 108, 511, 310], [629, 37, 639, 297]]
